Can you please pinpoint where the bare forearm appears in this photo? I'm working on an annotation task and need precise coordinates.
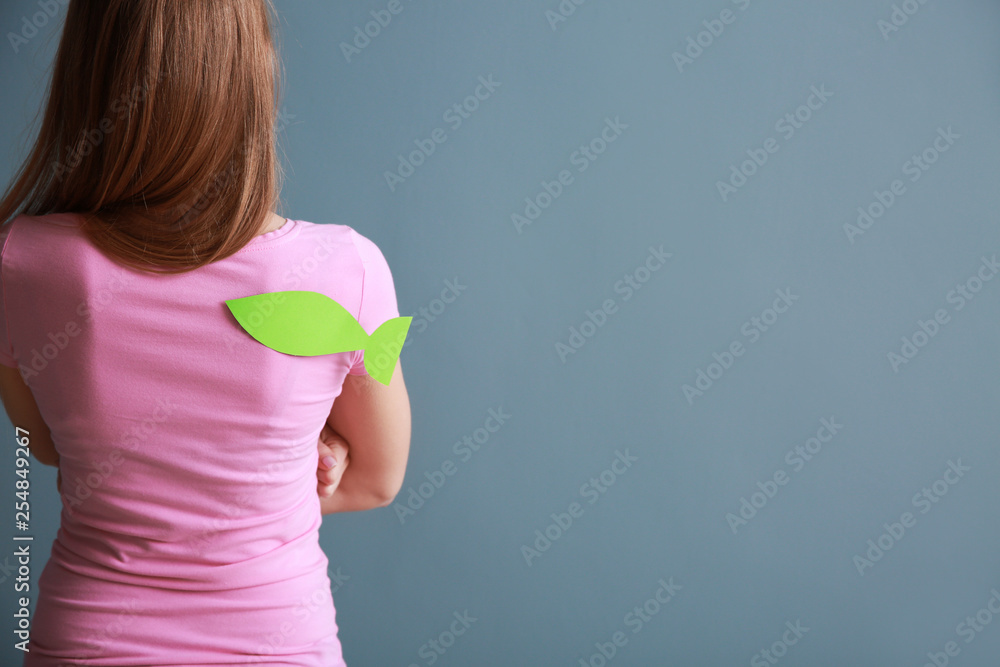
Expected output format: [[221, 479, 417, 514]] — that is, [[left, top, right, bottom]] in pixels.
[[322, 365, 410, 515], [320, 465, 391, 514]]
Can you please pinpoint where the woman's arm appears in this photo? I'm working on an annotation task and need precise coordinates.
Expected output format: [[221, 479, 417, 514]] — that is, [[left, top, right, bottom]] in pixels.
[[317, 425, 402, 514], [321, 361, 411, 514], [0, 365, 59, 466]]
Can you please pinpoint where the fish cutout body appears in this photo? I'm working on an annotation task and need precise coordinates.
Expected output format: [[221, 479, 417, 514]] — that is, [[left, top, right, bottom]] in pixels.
[[224, 290, 411, 385]]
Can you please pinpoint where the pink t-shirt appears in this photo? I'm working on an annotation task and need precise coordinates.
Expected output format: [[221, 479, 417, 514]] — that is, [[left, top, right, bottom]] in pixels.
[[0, 212, 401, 666]]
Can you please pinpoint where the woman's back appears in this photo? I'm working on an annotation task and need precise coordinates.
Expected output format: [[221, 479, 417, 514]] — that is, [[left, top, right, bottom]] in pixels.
[[1, 212, 401, 665]]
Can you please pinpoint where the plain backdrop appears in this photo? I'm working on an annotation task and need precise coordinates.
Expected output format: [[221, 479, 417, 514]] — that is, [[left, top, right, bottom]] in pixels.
[[2, 1, 1000, 665]]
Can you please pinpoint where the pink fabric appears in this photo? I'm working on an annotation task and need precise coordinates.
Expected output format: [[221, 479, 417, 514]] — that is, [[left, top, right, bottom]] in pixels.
[[0, 212, 401, 666]]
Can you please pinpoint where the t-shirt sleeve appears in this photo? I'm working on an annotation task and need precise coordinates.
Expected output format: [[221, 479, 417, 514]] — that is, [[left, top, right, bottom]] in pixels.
[[0, 221, 18, 368], [347, 228, 402, 376]]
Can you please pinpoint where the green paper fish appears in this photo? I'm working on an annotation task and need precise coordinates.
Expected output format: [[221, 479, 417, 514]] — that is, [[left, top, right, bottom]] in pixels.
[[224, 290, 411, 385]]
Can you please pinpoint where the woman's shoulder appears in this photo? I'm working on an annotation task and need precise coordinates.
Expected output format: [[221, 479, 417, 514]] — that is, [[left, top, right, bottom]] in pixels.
[[3, 211, 80, 234], [1, 212, 81, 263], [293, 219, 385, 260]]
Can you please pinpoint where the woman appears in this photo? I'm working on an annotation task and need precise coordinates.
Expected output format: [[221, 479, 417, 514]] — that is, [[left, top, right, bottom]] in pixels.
[[0, 1, 411, 665]]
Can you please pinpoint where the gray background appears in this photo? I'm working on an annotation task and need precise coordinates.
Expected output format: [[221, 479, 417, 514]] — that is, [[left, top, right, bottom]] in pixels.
[[2, 0, 1000, 665]]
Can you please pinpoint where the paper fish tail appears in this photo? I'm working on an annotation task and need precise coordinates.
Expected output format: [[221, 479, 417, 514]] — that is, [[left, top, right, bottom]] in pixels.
[[361, 316, 413, 385]]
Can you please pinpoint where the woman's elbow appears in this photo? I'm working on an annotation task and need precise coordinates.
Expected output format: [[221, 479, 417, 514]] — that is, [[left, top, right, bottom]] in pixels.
[[374, 468, 408, 507], [33, 448, 59, 467], [375, 448, 411, 507]]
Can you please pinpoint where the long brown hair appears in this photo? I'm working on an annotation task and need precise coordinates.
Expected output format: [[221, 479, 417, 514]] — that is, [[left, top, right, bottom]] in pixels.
[[0, 0, 286, 274]]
